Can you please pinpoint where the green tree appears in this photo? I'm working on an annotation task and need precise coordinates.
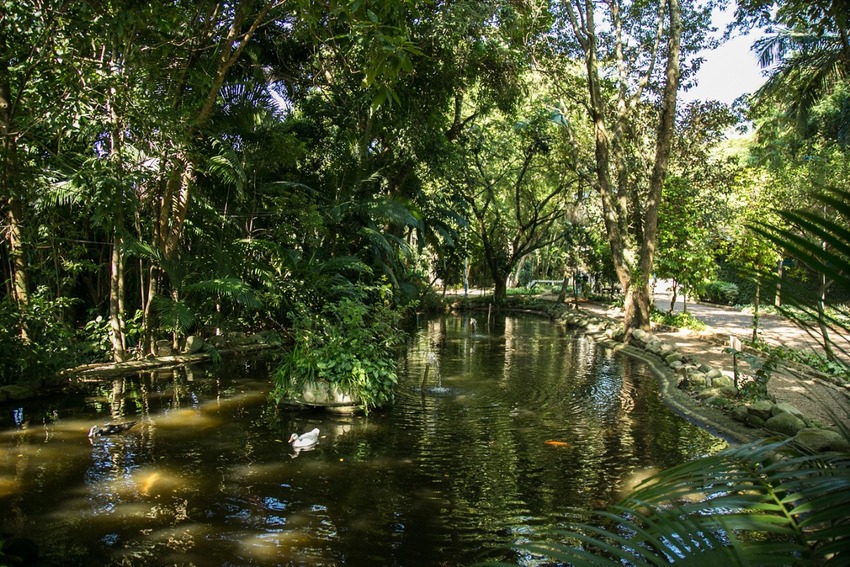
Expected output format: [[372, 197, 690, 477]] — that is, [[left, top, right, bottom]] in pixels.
[[737, 0, 850, 141], [456, 91, 580, 301], [545, 0, 715, 338], [656, 100, 739, 313], [655, 176, 717, 313]]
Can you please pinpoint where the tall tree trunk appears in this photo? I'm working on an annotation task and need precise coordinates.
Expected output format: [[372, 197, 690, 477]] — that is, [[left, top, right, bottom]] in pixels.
[[668, 279, 678, 315], [0, 54, 30, 339], [107, 64, 128, 362], [494, 275, 507, 302], [557, 274, 569, 304], [157, 0, 279, 265], [566, 0, 683, 339], [572, 270, 580, 308], [774, 258, 783, 308], [751, 279, 760, 343], [109, 228, 127, 362], [6, 195, 29, 308], [628, 0, 682, 335], [143, 264, 160, 356]]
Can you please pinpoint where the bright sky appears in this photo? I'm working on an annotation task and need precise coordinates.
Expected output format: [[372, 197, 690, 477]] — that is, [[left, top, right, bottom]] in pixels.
[[680, 5, 768, 106]]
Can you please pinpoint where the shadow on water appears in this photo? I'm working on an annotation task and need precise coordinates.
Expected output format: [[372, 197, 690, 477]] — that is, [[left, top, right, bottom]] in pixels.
[[0, 314, 727, 565]]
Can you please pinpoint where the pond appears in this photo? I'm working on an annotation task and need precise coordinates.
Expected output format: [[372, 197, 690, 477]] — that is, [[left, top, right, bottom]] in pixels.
[[0, 314, 726, 565]]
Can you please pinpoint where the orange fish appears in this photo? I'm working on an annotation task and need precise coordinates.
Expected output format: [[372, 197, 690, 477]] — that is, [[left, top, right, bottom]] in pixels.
[[544, 440, 571, 447]]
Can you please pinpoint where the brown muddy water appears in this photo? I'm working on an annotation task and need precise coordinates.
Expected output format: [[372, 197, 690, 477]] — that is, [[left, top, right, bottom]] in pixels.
[[0, 314, 726, 566]]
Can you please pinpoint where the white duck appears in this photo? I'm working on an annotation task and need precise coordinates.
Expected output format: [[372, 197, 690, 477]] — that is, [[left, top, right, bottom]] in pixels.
[[288, 428, 320, 449]]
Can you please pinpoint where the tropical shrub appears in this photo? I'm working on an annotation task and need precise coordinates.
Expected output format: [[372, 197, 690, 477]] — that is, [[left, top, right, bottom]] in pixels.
[[0, 289, 80, 385], [701, 280, 740, 305], [725, 344, 778, 401], [650, 308, 707, 331], [271, 282, 409, 412]]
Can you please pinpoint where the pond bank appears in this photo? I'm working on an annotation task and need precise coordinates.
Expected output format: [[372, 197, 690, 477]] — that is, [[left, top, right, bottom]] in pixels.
[[0, 337, 278, 404], [542, 301, 850, 453]]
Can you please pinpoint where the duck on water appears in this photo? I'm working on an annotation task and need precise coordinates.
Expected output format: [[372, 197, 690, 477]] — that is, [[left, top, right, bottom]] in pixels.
[[88, 421, 137, 438], [289, 428, 320, 449]]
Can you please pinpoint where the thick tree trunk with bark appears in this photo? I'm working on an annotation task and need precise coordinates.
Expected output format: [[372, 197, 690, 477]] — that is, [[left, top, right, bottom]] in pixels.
[[1, 52, 31, 340], [564, 0, 682, 340]]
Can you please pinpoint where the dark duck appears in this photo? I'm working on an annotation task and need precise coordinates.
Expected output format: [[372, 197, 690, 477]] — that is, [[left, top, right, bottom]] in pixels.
[[88, 421, 137, 437]]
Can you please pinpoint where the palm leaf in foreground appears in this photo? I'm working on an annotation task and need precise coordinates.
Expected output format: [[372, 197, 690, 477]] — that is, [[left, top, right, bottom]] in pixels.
[[507, 439, 850, 565]]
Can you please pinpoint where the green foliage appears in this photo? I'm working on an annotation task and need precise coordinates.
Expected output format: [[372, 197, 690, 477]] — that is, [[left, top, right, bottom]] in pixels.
[[508, 437, 850, 565], [701, 280, 740, 305], [750, 339, 850, 383], [272, 282, 408, 413], [0, 288, 82, 385], [726, 346, 778, 401], [650, 309, 707, 331], [749, 187, 850, 362], [506, 287, 541, 297], [80, 315, 112, 362]]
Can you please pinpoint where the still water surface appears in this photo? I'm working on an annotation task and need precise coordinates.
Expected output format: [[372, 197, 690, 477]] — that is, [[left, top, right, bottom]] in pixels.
[[0, 315, 726, 565]]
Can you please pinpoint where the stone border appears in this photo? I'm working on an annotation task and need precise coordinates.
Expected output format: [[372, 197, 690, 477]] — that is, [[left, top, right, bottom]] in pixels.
[[547, 304, 849, 453]]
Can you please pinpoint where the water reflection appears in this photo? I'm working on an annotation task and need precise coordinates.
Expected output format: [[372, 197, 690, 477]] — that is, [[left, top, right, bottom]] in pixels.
[[0, 315, 726, 565]]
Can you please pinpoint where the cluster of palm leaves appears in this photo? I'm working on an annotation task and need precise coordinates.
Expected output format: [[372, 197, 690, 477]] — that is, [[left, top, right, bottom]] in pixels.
[[750, 188, 850, 367], [511, 434, 849, 565]]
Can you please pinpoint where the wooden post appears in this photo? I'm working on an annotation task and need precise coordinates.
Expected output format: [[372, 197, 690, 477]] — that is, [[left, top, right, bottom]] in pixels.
[[729, 336, 742, 389], [421, 363, 430, 391]]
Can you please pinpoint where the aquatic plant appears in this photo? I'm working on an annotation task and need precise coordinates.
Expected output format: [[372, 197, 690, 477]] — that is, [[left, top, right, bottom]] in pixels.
[[271, 281, 409, 412]]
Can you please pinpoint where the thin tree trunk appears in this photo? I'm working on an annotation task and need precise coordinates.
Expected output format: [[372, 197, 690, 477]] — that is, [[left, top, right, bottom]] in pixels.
[[107, 62, 128, 362], [817, 272, 836, 361], [0, 39, 30, 322], [1, 87, 30, 341], [668, 280, 678, 315], [774, 258, 783, 308], [751, 279, 760, 343], [573, 270, 580, 308], [7, 195, 29, 308], [557, 274, 569, 304], [109, 228, 127, 362], [171, 286, 181, 351], [143, 264, 160, 356]]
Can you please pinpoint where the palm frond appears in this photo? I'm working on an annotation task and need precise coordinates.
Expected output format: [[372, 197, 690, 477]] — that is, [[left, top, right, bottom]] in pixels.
[[260, 180, 319, 196], [514, 438, 850, 565], [316, 256, 372, 277], [368, 196, 423, 230], [184, 277, 262, 310], [752, 30, 845, 132], [753, 30, 840, 70], [206, 140, 247, 194], [150, 295, 195, 336]]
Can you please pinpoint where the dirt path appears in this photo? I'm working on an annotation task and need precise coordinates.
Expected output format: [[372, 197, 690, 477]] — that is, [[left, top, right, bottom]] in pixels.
[[579, 290, 850, 430]]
